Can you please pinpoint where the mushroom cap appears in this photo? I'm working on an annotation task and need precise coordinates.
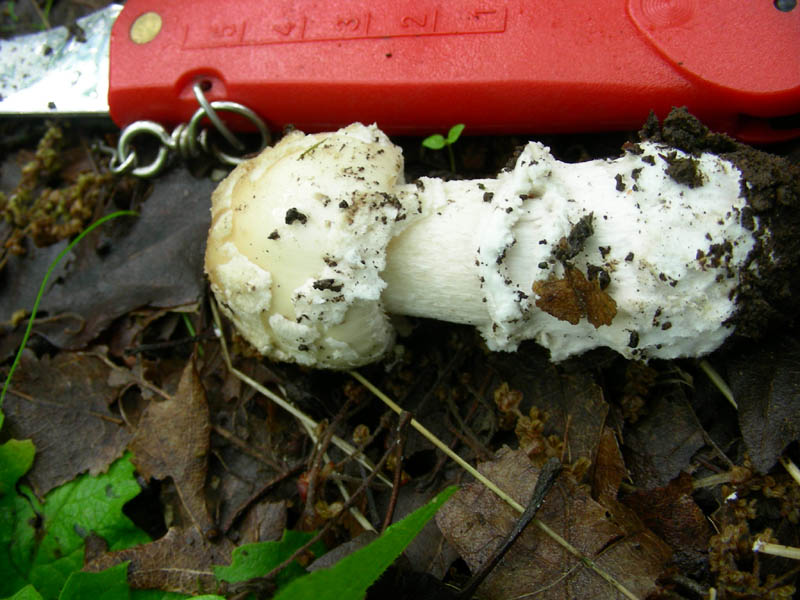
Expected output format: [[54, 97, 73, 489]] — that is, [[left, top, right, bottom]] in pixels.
[[205, 123, 414, 368]]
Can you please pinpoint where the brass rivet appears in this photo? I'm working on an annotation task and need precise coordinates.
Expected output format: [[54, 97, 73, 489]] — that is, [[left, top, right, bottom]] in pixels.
[[130, 12, 162, 45]]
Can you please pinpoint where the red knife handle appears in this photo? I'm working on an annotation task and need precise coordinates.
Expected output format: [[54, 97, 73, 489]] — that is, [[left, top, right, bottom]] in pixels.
[[109, 0, 800, 143]]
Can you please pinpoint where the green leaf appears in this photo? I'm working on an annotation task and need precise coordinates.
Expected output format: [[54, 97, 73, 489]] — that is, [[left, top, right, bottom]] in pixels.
[[0, 439, 35, 496], [215, 530, 325, 589], [421, 134, 446, 150], [446, 124, 465, 145], [58, 562, 129, 600], [128, 588, 224, 600], [273, 486, 458, 600], [0, 454, 39, 597], [130, 591, 202, 600], [2, 585, 43, 600], [0, 454, 149, 600]]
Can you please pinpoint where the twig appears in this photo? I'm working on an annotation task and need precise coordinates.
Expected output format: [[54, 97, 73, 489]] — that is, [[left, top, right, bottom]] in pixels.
[[780, 455, 800, 487], [693, 471, 740, 490], [296, 417, 375, 533], [698, 359, 737, 410], [444, 394, 493, 461], [444, 417, 492, 463], [381, 417, 410, 532], [302, 418, 339, 526], [349, 369, 642, 600], [752, 539, 800, 560], [349, 370, 521, 510], [124, 331, 216, 355], [27, 0, 50, 30], [209, 298, 391, 487], [333, 410, 392, 474], [221, 464, 304, 534], [457, 457, 562, 599], [212, 425, 284, 471], [260, 412, 412, 583], [91, 352, 171, 401]]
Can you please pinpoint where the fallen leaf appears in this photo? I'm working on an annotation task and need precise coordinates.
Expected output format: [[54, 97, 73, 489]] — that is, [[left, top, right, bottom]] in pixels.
[[130, 360, 214, 534], [387, 485, 460, 579], [623, 472, 712, 576], [436, 447, 671, 600], [533, 265, 617, 328], [3, 351, 131, 496], [28, 171, 213, 349], [622, 389, 704, 488], [592, 427, 627, 507], [84, 526, 232, 595], [728, 338, 800, 473], [0, 240, 65, 361], [239, 500, 289, 544], [488, 354, 609, 468], [593, 426, 711, 577]]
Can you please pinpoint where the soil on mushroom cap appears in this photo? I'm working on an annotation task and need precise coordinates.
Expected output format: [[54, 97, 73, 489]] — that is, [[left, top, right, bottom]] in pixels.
[[640, 108, 800, 341]]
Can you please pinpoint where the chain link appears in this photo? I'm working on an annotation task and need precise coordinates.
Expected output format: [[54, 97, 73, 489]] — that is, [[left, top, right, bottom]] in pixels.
[[107, 83, 270, 178]]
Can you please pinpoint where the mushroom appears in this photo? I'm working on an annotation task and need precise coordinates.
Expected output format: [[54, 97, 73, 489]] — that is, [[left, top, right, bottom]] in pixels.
[[205, 122, 759, 369]]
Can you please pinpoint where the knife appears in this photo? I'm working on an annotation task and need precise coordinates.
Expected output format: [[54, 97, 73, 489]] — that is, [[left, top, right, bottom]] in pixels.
[[1, 0, 799, 145]]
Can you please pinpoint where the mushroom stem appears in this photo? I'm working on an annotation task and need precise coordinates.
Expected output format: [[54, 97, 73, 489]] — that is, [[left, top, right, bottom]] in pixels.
[[382, 177, 498, 326], [381, 141, 752, 361], [205, 120, 775, 369]]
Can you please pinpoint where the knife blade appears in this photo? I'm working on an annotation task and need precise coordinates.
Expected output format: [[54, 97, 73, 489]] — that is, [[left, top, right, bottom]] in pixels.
[[0, 4, 122, 118], [1, 0, 799, 143]]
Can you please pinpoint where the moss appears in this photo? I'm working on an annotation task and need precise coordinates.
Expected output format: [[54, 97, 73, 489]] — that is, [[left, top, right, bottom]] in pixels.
[[1, 123, 113, 256], [708, 466, 799, 599]]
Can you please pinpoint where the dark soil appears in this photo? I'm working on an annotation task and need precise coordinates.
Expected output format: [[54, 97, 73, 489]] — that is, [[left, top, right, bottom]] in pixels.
[[641, 108, 800, 342]]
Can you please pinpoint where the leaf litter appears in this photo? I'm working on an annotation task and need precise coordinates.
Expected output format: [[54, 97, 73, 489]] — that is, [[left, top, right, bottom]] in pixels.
[[2, 350, 131, 496], [0, 166, 214, 351], [436, 447, 671, 599], [0, 108, 799, 599], [129, 360, 214, 535]]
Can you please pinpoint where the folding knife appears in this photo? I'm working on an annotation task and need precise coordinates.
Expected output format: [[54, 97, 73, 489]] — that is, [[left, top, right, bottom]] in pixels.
[[1, 0, 798, 143]]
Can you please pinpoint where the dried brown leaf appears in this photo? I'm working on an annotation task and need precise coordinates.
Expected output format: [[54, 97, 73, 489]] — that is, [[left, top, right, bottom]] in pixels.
[[3, 351, 131, 496], [130, 360, 214, 534], [592, 427, 627, 507], [623, 472, 712, 575], [239, 500, 289, 544], [84, 526, 233, 595], [488, 356, 609, 469], [33, 171, 214, 349], [728, 338, 800, 473], [533, 265, 617, 328], [436, 448, 671, 600], [623, 389, 704, 488]]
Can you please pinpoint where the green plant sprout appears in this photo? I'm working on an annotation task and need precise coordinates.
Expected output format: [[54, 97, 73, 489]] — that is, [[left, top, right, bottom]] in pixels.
[[421, 123, 465, 172]]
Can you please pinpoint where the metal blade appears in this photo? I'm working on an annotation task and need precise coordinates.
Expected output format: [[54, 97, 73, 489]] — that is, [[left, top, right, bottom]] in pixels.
[[0, 4, 122, 117]]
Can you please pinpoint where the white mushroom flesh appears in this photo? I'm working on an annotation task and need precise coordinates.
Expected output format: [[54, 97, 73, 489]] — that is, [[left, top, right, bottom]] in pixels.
[[206, 123, 757, 368]]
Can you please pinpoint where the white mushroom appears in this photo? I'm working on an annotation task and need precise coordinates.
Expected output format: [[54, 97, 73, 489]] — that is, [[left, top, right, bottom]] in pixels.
[[205, 122, 759, 369]]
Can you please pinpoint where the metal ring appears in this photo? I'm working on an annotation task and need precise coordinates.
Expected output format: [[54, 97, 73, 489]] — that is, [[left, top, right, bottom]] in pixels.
[[109, 149, 137, 175], [115, 120, 174, 177], [192, 82, 243, 151], [170, 123, 195, 161], [186, 100, 271, 166]]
